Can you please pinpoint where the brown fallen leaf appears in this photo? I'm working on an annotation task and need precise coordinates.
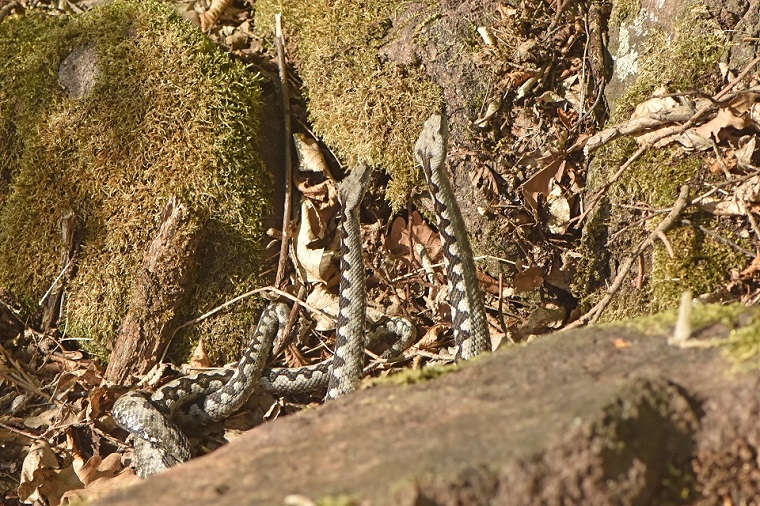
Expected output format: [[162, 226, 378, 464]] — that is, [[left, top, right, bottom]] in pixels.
[[189, 338, 211, 369], [305, 284, 338, 331], [199, 0, 232, 31], [387, 211, 442, 261], [737, 253, 760, 280], [521, 156, 566, 211], [470, 165, 501, 200], [293, 198, 340, 285], [18, 440, 82, 506], [293, 133, 333, 179], [693, 105, 751, 143], [513, 265, 544, 294]]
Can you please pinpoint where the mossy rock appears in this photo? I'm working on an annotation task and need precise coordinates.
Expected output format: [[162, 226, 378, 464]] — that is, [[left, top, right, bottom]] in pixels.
[[0, 0, 270, 362], [252, 0, 534, 284], [253, 0, 443, 210], [574, 0, 749, 319]]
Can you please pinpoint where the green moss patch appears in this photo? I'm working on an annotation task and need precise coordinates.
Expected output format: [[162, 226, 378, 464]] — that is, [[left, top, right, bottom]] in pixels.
[[575, 1, 734, 319], [0, 0, 269, 362], [254, 0, 442, 209], [608, 0, 726, 121], [604, 303, 760, 370]]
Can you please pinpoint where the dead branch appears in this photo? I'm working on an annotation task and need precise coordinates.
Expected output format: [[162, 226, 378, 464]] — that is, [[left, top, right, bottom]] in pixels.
[[564, 184, 691, 330], [104, 196, 202, 386], [574, 56, 760, 228], [274, 13, 294, 289]]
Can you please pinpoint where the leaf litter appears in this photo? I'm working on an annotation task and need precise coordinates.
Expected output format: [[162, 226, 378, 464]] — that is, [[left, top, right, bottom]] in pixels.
[[4, 0, 760, 504]]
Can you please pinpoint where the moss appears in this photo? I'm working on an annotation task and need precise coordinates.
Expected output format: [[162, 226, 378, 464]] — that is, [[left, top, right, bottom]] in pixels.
[[605, 303, 760, 370], [650, 220, 751, 312], [576, 1, 732, 319], [0, 0, 269, 362], [609, 1, 726, 120], [254, 0, 442, 210], [603, 302, 755, 336], [367, 362, 455, 388], [722, 311, 760, 370], [610, 0, 641, 27]]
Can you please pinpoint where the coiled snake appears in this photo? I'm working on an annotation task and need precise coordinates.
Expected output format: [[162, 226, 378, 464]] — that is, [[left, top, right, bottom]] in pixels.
[[112, 112, 489, 477]]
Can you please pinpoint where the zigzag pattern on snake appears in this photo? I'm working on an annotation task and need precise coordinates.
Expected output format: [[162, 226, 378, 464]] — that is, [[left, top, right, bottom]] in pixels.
[[112, 112, 488, 477]]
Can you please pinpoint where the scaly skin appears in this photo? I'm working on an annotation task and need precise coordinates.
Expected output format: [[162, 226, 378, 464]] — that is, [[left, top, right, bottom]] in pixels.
[[414, 113, 489, 360]]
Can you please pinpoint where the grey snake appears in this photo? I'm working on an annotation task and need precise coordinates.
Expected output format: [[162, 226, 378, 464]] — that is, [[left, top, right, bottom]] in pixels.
[[112, 112, 489, 477]]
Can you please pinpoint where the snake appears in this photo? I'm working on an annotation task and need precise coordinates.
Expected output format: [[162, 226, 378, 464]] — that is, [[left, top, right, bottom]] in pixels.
[[112, 112, 488, 477]]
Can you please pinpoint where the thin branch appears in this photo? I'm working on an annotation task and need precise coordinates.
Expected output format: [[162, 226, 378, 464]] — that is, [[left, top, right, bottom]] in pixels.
[[158, 286, 336, 364], [274, 13, 294, 289], [563, 185, 691, 330], [574, 56, 760, 227], [681, 219, 755, 257]]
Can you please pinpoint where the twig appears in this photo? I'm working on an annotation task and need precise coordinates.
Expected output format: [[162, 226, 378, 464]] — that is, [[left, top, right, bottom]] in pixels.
[[0, 344, 41, 398], [0, 370, 56, 405], [563, 185, 691, 330], [37, 258, 72, 307], [746, 210, 760, 242], [272, 285, 307, 356], [390, 254, 515, 283], [680, 219, 755, 257], [574, 56, 760, 227], [158, 286, 336, 363], [0, 421, 38, 440], [274, 13, 294, 290]]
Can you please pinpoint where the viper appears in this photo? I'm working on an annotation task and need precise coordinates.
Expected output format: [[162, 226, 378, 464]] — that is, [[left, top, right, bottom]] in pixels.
[[112, 112, 489, 476]]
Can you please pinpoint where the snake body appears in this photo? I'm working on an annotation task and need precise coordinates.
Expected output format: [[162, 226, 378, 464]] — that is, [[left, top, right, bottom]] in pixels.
[[326, 163, 371, 400], [414, 113, 489, 360], [113, 112, 486, 476]]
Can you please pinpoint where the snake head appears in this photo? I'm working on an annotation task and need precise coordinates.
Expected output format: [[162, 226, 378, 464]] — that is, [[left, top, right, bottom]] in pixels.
[[414, 113, 448, 173], [338, 163, 371, 212]]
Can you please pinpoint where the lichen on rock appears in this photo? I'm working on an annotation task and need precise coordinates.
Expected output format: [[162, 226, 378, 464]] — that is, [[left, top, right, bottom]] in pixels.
[[574, 0, 741, 320]]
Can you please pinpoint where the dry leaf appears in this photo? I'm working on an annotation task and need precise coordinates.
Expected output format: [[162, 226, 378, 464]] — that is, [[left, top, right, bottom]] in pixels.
[[294, 134, 333, 179], [18, 441, 82, 506], [546, 185, 571, 234], [189, 338, 211, 368], [513, 265, 544, 293], [515, 306, 566, 337], [199, 0, 232, 31], [387, 212, 441, 261], [672, 128, 714, 151], [292, 198, 340, 285], [734, 136, 757, 166], [470, 166, 500, 199], [61, 453, 139, 505], [474, 97, 502, 128], [522, 157, 565, 210], [477, 270, 501, 296], [631, 95, 681, 118], [693, 106, 751, 143], [735, 175, 760, 202], [737, 254, 760, 279], [305, 284, 338, 331]]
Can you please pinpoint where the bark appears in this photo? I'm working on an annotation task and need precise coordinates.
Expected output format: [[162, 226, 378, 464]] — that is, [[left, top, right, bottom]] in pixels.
[[104, 196, 202, 385]]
